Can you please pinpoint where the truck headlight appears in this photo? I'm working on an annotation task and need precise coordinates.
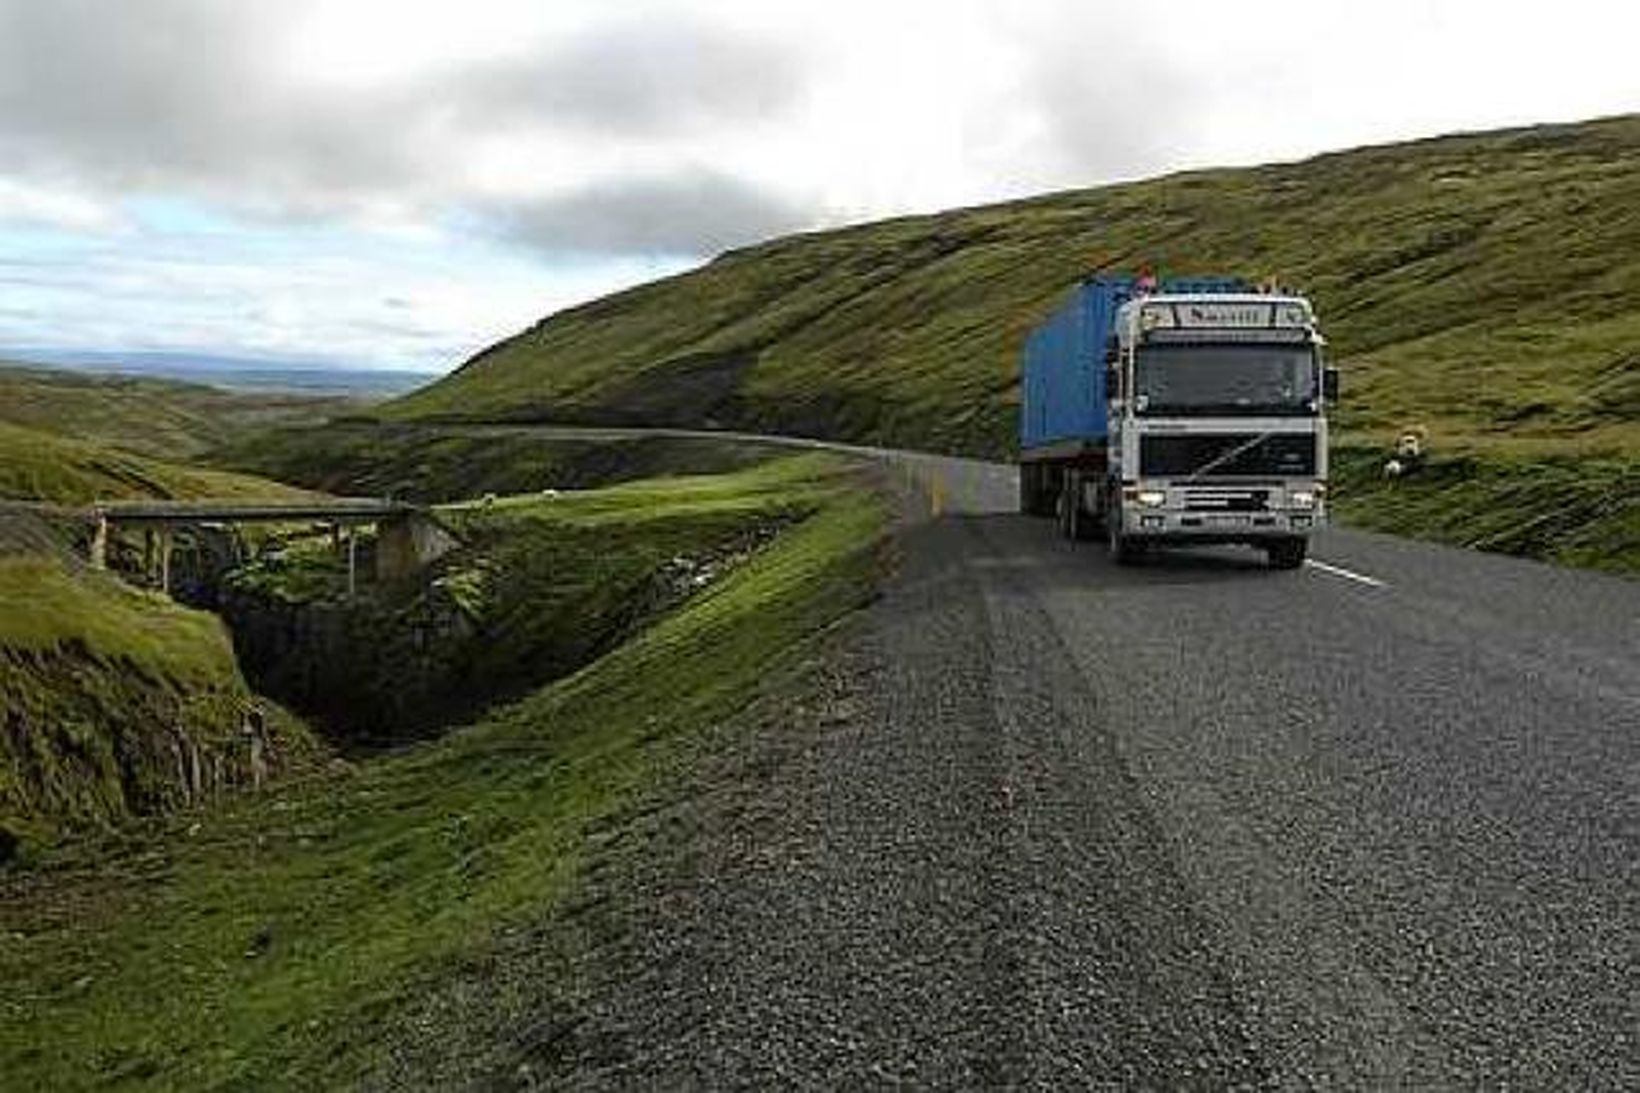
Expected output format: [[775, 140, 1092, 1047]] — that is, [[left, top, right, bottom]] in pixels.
[[1136, 489, 1167, 508], [1289, 490, 1317, 510]]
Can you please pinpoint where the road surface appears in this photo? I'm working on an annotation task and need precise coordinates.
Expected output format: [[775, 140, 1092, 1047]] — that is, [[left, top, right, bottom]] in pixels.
[[501, 442, 1637, 1089]]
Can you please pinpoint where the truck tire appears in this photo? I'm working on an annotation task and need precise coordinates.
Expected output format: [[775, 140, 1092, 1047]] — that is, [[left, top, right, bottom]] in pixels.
[[1019, 463, 1053, 516], [1107, 509, 1141, 564], [1057, 471, 1100, 540], [1266, 537, 1307, 569]]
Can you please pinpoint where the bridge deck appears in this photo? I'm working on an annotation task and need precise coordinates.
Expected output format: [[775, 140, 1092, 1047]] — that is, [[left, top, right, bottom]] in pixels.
[[91, 498, 418, 523]]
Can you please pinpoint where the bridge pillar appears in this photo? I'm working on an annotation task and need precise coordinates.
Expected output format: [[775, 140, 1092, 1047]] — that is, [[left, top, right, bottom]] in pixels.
[[89, 514, 109, 570], [159, 526, 174, 595], [347, 528, 358, 598], [375, 513, 458, 582]]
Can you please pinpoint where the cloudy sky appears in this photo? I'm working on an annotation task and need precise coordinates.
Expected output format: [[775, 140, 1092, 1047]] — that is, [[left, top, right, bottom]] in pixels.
[[1, 0, 1635, 374]]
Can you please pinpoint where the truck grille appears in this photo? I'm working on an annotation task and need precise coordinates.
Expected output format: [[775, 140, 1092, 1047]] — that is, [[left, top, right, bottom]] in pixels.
[[1181, 487, 1269, 511], [1141, 433, 1316, 478]]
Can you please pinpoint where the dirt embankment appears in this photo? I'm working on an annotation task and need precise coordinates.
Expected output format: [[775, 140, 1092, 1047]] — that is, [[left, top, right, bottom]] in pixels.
[[0, 518, 319, 861]]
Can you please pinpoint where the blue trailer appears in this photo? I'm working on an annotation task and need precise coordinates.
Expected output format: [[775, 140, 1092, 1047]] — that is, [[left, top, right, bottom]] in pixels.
[[1018, 273, 1336, 567]]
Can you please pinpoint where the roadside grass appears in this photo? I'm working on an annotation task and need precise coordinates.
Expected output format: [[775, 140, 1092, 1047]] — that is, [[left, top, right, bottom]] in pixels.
[[1330, 445, 1640, 575], [0, 454, 886, 1088], [0, 421, 312, 505]]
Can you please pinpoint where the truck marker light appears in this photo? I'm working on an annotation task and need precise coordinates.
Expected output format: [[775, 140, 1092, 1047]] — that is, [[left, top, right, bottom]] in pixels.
[[1136, 490, 1167, 507]]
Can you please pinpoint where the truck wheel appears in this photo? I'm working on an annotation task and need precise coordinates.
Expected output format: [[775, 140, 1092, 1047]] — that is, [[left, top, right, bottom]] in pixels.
[[1057, 472, 1099, 540], [1107, 512, 1141, 565], [1056, 476, 1076, 539], [1266, 537, 1307, 569], [1020, 464, 1053, 516]]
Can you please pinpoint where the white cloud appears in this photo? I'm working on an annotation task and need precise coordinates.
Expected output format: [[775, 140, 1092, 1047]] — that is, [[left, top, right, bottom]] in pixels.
[[0, 177, 121, 230], [0, 0, 821, 255], [0, 0, 1635, 369]]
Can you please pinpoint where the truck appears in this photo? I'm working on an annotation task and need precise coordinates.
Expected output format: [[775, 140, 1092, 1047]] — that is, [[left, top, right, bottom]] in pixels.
[[1017, 273, 1337, 568]]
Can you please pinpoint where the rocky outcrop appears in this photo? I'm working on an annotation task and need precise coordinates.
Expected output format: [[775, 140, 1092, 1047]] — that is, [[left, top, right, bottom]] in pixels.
[[217, 575, 483, 748]]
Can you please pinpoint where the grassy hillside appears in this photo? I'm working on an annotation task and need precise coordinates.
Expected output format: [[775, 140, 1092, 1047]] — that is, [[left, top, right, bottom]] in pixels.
[[0, 421, 313, 505], [388, 115, 1640, 459], [0, 363, 355, 460], [0, 546, 319, 858], [387, 114, 1639, 572], [221, 454, 809, 746], [1329, 446, 1639, 575], [0, 456, 884, 1086], [214, 422, 774, 503], [0, 380, 326, 851]]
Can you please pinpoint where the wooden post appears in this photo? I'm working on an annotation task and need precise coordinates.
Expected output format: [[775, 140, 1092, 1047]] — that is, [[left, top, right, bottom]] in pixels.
[[347, 527, 358, 598], [143, 529, 155, 580]]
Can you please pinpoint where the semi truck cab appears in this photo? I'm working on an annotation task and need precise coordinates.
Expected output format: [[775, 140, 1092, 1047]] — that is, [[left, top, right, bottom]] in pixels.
[[1104, 291, 1334, 566], [1018, 275, 1338, 569]]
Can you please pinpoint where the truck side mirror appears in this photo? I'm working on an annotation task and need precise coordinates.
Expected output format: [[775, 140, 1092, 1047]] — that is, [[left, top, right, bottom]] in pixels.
[[1323, 367, 1340, 403]]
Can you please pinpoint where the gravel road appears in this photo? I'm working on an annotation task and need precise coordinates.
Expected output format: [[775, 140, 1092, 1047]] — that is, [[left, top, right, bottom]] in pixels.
[[508, 447, 1638, 1088]]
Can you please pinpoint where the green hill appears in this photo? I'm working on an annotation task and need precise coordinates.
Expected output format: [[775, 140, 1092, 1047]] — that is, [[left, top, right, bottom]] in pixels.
[[0, 364, 356, 460], [388, 115, 1640, 459], [0, 421, 314, 505], [385, 114, 1639, 573]]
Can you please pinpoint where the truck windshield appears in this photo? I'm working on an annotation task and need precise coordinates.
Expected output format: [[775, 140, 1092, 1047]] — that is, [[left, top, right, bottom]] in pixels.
[[1134, 344, 1317, 415]]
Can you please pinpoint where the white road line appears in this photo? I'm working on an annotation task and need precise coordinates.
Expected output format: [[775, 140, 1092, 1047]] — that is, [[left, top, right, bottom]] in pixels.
[[1305, 559, 1388, 588]]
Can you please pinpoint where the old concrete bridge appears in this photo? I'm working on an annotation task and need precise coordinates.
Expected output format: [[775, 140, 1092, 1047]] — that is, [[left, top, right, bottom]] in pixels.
[[82, 498, 459, 593]]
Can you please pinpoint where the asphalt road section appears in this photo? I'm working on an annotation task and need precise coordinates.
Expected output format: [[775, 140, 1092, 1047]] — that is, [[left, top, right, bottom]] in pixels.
[[494, 444, 1637, 1087]]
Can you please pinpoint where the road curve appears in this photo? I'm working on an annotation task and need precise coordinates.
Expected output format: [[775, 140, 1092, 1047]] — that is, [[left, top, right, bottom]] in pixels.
[[422, 429, 1640, 1086]]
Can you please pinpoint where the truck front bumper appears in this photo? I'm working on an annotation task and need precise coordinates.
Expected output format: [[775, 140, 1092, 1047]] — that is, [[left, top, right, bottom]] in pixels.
[[1119, 508, 1325, 541]]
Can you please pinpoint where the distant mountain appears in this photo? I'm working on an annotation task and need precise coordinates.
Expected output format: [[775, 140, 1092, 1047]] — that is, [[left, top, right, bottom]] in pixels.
[[1, 348, 438, 398], [386, 113, 1640, 460]]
